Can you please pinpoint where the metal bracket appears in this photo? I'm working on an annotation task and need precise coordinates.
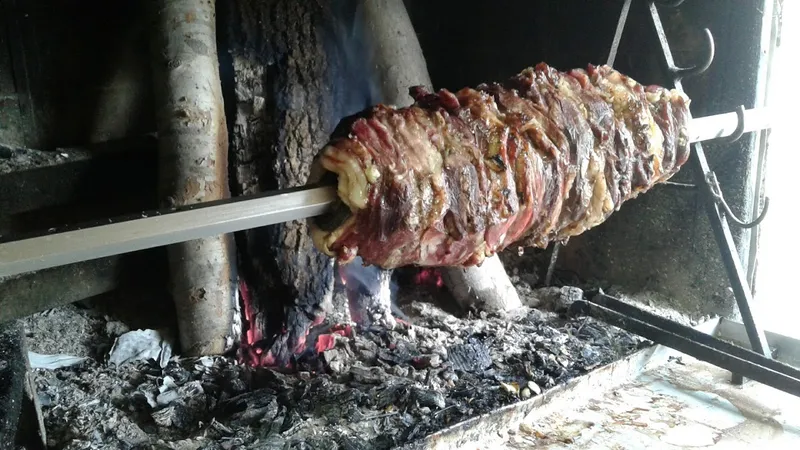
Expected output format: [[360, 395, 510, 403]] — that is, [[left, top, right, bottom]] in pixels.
[[718, 105, 747, 144], [655, 0, 686, 7], [705, 171, 770, 229], [571, 292, 800, 398]]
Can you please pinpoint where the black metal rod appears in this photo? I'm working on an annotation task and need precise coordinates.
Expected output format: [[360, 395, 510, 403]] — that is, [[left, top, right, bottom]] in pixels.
[[544, 241, 561, 286], [571, 300, 800, 398], [590, 293, 800, 380], [647, 1, 772, 361]]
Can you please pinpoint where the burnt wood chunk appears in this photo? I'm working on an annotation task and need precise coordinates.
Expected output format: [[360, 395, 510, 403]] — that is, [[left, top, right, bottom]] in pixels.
[[0, 321, 25, 445]]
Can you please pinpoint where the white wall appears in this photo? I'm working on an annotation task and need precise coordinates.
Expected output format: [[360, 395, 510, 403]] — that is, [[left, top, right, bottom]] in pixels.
[[754, 1, 800, 337]]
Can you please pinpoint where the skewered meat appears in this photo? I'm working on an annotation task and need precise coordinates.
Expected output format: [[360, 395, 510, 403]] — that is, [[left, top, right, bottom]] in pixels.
[[309, 63, 691, 268]]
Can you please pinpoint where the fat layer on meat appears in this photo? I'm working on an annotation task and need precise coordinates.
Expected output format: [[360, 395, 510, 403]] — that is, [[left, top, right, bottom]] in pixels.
[[310, 63, 691, 269]]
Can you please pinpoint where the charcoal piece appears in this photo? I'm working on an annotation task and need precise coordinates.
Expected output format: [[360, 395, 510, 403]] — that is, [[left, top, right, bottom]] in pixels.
[[580, 346, 601, 368], [163, 361, 192, 385], [533, 350, 564, 379], [447, 340, 492, 372], [217, 388, 279, 427], [295, 436, 340, 450], [338, 433, 374, 450], [411, 354, 441, 369], [230, 397, 279, 427], [257, 436, 289, 450], [532, 286, 584, 312], [322, 349, 347, 374], [376, 339, 417, 366], [149, 380, 207, 430], [373, 383, 411, 410], [440, 368, 459, 382], [349, 366, 388, 384], [376, 348, 404, 365], [392, 365, 410, 378], [279, 407, 299, 434], [411, 387, 446, 410], [151, 404, 191, 430]]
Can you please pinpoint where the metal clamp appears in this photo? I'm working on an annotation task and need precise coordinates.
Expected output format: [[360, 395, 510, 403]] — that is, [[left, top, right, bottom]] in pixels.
[[705, 172, 769, 229]]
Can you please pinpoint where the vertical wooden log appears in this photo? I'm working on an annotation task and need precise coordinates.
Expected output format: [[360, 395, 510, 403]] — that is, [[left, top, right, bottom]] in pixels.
[[222, 0, 339, 366], [148, 0, 237, 356]]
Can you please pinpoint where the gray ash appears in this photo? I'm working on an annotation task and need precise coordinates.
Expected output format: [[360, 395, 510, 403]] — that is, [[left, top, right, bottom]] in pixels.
[[28, 283, 648, 449]]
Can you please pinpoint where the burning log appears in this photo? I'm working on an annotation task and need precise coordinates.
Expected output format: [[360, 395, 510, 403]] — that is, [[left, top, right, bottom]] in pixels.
[[222, 0, 522, 368], [223, 0, 340, 367], [148, 0, 237, 356], [331, 0, 430, 329]]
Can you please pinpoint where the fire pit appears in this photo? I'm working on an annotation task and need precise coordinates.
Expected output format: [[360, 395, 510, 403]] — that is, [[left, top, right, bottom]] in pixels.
[[0, 0, 782, 448], [22, 279, 648, 448]]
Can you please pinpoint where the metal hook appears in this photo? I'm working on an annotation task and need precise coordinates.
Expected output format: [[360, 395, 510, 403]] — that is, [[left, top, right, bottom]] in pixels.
[[705, 172, 769, 229], [671, 28, 715, 80], [656, 0, 686, 7], [718, 105, 746, 144]]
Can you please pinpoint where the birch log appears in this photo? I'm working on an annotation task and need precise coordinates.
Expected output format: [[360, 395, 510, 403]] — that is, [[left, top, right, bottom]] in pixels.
[[148, 0, 237, 356]]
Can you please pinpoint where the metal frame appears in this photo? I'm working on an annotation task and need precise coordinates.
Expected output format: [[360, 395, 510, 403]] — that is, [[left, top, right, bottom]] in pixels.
[[559, 0, 794, 394], [570, 292, 800, 398], [648, 0, 773, 383]]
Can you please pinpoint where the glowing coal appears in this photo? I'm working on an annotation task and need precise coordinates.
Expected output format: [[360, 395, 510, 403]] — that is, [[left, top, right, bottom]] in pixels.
[[414, 268, 444, 288]]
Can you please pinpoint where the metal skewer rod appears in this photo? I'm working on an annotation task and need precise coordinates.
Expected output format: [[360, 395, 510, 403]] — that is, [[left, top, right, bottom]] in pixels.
[[0, 186, 336, 278], [0, 107, 772, 278]]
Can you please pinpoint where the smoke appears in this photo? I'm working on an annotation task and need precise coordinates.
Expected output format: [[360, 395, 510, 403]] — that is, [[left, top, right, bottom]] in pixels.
[[323, 0, 384, 120], [338, 256, 383, 296], [338, 256, 399, 328]]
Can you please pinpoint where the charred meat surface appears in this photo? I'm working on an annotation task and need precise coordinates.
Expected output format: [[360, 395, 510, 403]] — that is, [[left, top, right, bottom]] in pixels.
[[310, 63, 691, 268]]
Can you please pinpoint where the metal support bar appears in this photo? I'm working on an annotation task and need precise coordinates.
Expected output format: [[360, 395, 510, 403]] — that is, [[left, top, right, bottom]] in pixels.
[[570, 296, 800, 398], [589, 292, 800, 379], [647, 1, 772, 383], [607, 0, 633, 67]]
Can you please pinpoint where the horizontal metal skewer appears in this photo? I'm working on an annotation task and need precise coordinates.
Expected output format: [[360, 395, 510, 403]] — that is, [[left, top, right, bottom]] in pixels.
[[0, 186, 337, 278], [0, 107, 772, 278]]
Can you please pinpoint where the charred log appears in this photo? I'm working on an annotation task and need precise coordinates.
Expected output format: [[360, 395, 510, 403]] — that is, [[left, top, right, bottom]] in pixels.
[[326, 0, 433, 328], [222, 0, 344, 367], [148, 0, 237, 356]]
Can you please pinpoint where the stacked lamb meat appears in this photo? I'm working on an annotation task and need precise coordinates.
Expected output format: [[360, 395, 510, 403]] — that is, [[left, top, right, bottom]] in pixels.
[[310, 63, 691, 269]]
